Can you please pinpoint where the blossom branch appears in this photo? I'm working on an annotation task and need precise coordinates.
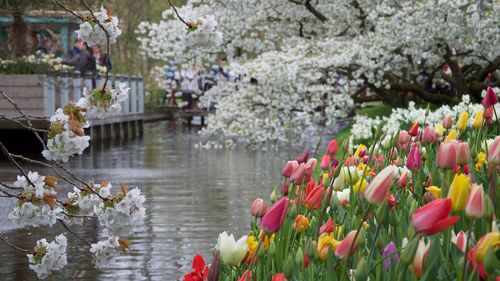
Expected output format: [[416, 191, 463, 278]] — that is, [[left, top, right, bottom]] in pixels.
[[53, 0, 85, 21], [0, 236, 32, 253], [167, 0, 191, 27], [58, 219, 92, 246]]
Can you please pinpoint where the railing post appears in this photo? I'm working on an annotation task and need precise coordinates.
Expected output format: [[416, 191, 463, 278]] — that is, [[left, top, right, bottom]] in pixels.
[[43, 74, 55, 117], [130, 75, 138, 114], [72, 71, 82, 102], [122, 74, 130, 114], [60, 72, 69, 107], [83, 72, 93, 91], [138, 76, 144, 114]]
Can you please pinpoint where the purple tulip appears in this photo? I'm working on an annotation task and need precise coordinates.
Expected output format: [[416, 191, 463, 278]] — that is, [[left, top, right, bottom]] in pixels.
[[383, 241, 399, 269]]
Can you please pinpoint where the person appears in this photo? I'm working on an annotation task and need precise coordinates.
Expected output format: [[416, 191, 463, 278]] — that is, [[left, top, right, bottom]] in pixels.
[[91, 44, 112, 71], [70, 39, 83, 59], [70, 42, 97, 86]]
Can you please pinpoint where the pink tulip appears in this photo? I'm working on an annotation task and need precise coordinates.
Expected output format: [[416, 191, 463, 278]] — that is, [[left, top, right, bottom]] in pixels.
[[335, 230, 360, 260], [456, 142, 470, 166], [320, 154, 331, 170], [237, 269, 252, 281], [442, 115, 453, 129], [304, 158, 317, 182], [319, 218, 334, 234], [482, 87, 498, 108], [281, 182, 289, 196], [296, 151, 310, 164], [488, 136, 500, 165], [465, 184, 485, 218], [249, 198, 268, 218], [282, 161, 298, 178], [364, 165, 396, 204], [483, 106, 493, 120], [388, 194, 396, 209], [397, 171, 408, 187], [327, 139, 339, 155], [398, 130, 411, 150], [414, 239, 431, 279], [261, 197, 288, 234], [436, 142, 457, 169], [411, 198, 459, 235], [406, 144, 421, 170], [452, 230, 467, 252], [290, 163, 306, 185], [422, 126, 437, 143]]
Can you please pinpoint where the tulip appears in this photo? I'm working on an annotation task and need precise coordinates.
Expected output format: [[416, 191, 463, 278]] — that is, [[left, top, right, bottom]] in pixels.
[[425, 186, 441, 199], [216, 232, 248, 266], [303, 252, 309, 268], [473, 111, 484, 128], [183, 254, 209, 281], [290, 163, 306, 185], [467, 232, 500, 280], [445, 130, 457, 142], [408, 120, 419, 137], [249, 198, 267, 218], [317, 233, 339, 260], [398, 130, 411, 150], [207, 251, 221, 281], [456, 112, 468, 132], [245, 236, 258, 263], [237, 269, 252, 281], [413, 239, 431, 279], [411, 198, 459, 235], [304, 186, 325, 210], [320, 154, 331, 170], [319, 218, 334, 234], [488, 136, 500, 165], [456, 142, 470, 166], [281, 182, 289, 196], [383, 241, 399, 269], [352, 178, 367, 194], [447, 173, 470, 212], [304, 158, 317, 180], [465, 184, 485, 218], [442, 115, 453, 129], [272, 273, 287, 281], [305, 180, 317, 197], [483, 105, 494, 120], [397, 171, 409, 187], [261, 197, 288, 234], [364, 165, 396, 204], [388, 194, 396, 209], [327, 139, 339, 155], [334, 188, 350, 206], [482, 87, 498, 108], [436, 141, 457, 169], [335, 230, 360, 260], [434, 124, 444, 136], [293, 215, 309, 232], [406, 144, 421, 170], [422, 126, 437, 143], [296, 151, 309, 164], [282, 160, 298, 178], [451, 230, 467, 252]]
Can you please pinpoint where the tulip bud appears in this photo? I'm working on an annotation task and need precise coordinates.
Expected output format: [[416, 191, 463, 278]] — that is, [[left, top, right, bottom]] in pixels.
[[389, 147, 399, 161], [482, 194, 494, 219], [320, 154, 331, 170], [422, 126, 437, 143], [437, 141, 457, 170], [327, 139, 339, 155], [250, 198, 268, 218], [270, 189, 278, 203], [364, 165, 396, 204], [442, 115, 453, 129], [288, 202, 298, 218], [409, 199, 418, 214], [488, 136, 500, 165], [304, 238, 317, 260], [283, 255, 295, 279], [355, 258, 369, 281], [268, 241, 276, 255], [397, 171, 408, 187], [295, 247, 304, 268], [281, 182, 289, 196], [261, 197, 288, 234], [482, 87, 498, 108], [406, 144, 421, 170], [456, 143, 470, 166], [447, 173, 471, 212], [473, 111, 484, 128], [456, 112, 468, 132], [465, 184, 484, 218], [389, 210, 399, 226], [408, 120, 419, 137], [401, 237, 419, 265], [423, 192, 436, 204], [484, 105, 494, 120], [293, 215, 309, 232]]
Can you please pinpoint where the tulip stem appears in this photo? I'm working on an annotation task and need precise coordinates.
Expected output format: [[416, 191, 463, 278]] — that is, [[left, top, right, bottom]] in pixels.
[[367, 223, 382, 269], [462, 218, 474, 281], [346, 205, 371, 267]]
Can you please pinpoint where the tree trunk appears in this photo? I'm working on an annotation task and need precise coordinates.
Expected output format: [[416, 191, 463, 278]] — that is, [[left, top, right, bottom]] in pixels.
[[9, 11, 35, 57]]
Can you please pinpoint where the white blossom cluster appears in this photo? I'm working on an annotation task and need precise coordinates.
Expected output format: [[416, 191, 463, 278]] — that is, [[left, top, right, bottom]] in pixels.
[[89, 236, 121, 266], [0, 51, 73, 73], [8, 172, 61, 227], [42, 108, 90, 162], [185, 15, 223, 49], [62, 182, 111, 225], [76, 5, 122, 46], [27, 234, 67, 279], [77, 83, 129, 119], [351, 95, 500, 142]]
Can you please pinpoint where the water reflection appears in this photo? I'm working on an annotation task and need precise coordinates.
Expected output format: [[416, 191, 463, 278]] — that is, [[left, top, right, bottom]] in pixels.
[[0, 121, 300, 280]]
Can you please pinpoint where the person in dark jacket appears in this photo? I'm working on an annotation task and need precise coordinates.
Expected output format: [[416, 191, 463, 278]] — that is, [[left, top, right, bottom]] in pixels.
[[92, 44, 112, 71]]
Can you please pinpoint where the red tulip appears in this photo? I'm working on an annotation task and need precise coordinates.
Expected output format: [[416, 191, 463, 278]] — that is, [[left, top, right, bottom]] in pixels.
[[319, 218, 334, 234], [327, 139, 339, 155], [305, 180, 317, 197], [304, 186, 325, 210], [281, 182, 289, 196], [411, 198, 459, 235], [422, 126, 438, 143], [364, 165, 396, 204], [290, 163, 306, 185], [249, 198, 267, 218], [335, 230, 360, 260], [261, 197, 288, 234], [183, 254, 209, 281], [320, 154, 331, 170], [437, 141, 457, 169], [408, 120, 419, 137], [482, 87, 498, 108], [282, 161, 298, 178], [397, 171, 408, 187], [303, 252, 309, 268], [296, 151, 310, 164], [406, 144, 421, 170], [388, 194, 396, 209], [237, 269, 252, 281], [271, 273, 287, 281]]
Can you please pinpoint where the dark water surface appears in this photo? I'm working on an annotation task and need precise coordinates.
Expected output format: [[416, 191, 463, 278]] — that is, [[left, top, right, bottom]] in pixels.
[[0, 121, 300, 280]]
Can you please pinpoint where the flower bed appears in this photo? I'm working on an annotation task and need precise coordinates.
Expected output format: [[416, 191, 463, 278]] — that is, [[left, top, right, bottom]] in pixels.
[[184, 88, 500, 281]]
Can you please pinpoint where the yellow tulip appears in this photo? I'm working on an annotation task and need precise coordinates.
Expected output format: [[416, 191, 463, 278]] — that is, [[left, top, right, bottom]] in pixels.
[[317, 233, 340, 260], [258, 229, 275, 250], [426, 186, 441, 199], [475, 152, 488, 172], [456, 112, 468, 132], [474, 232, 500, 263], [447, 173, 470, 212], [445, 130, 457, 142], [435, 124, 444, 136], [473, 111, 484, 129], [246, 235, 259, 260], [355, 144, 367, 158], [353, 178, 367, 195]]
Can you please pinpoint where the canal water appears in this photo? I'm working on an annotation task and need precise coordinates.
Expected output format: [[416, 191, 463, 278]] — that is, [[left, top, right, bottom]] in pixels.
[[0, 121, 303, 280]]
